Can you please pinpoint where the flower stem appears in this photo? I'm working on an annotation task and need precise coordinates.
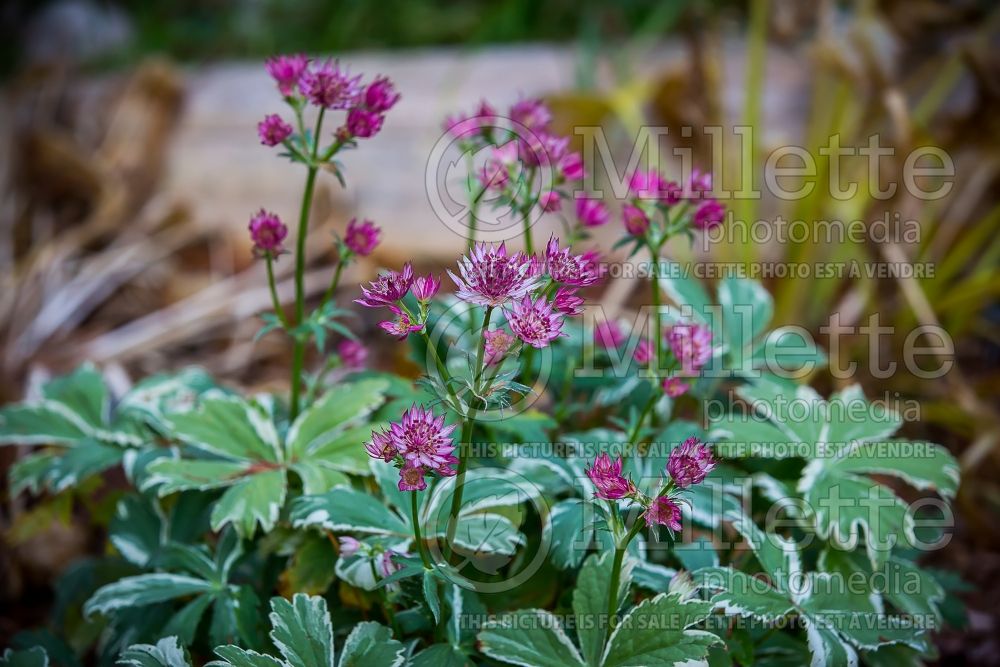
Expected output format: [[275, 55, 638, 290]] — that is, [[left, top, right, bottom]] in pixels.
[[627, 393, 658, 451], [649, 248, 662, 373], [411, 491, 431, 569], [320, 258, 346, 307], [265, 255, 290, 328], [605, 519, 645, 644]]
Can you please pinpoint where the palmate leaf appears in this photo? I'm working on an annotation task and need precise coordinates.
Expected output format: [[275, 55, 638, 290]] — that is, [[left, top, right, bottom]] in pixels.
[[479, 610, 586, 667], [83, 574, 215, 616], [0, 647, 49, 667], [146, 380, 388, 538], [573, 552, 632, 666], [119, 636, 193, 667], [601, 593, 720, 667], [711, 380, 959, 569]]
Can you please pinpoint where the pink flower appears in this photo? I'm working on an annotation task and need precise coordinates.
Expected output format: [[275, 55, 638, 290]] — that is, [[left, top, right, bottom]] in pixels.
[[364, 75, 400, 112], [356, 264, 414, 308], [376, 550, 402, 577], [344, 218, 381, 256], [398, 463, 427, 491], [643, 496, 682, 530], [483, 328, 518, 366], [662, 377, 689, 398], [552, 287, 584, 316], [595, 320, 625, 349], [559, 151, 585, 181], [389, 405, 458, 476], [378, 305, 423, 339], [622, 203, 650, 236], [338, 536, 362, 557], [687, 168, 713, 197], [634, 339, 654, 365], [449, 243, 540, 307], [478, 140, 519, 191], [265, 54, 309, 96], [257, 114, 293, 146], [300, 60, 362, 109], [545, 237, 600, 287], [575, 196, 610, 227], [693, 199, 725, 230], [337, 339, 367, 369], [520, 132, 567, 167], [509, 97, 552, 131], [585, 453, 634, 500], [365, 428, 397, 462], [667, 437, 716, 488], [248, 209, 288, 256], [666, 323, 713, 372], [412, 273, 441, 302], [539, 191, 562, 212], [505, 295, 564, 349], [628, 169, 667, 200], [346, 107, 384, 138], [444, 100, 497, 140]]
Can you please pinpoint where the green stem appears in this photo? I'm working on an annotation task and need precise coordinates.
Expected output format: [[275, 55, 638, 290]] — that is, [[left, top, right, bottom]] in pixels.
[[265, 255, 290, 328], [289, 108, 326, 419], [320, 258, 346, 307], [649, 248, 662, 372], [411, 492, 431, 569], [520, 169, 538, 255], [627, 393, 658, 450], [369, 560, 401, 637], [604, 520, 644, 643]]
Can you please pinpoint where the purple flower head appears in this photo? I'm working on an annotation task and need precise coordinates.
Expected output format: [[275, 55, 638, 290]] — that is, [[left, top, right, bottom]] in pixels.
[[628, 169, 667, 200], [509, 97, 552, 132], [258, 114, 293, 147], [248, 209, 288, 256], [412, 273, 441, 302], [506, 295, 565, 349], [667, 437, 716, 488], [693, 199, 726, 230], [586, 453, 635, 500], [344, 218, 381, 256], [478, 140, 520, 191], [337, 339, 367, 369], [552, 287, 584, 316], [483, 328, 518, 366], [595, 320, 625, 349], [365, 428, 397, 462], [662, 377, 689, 398], [575, 196, 610, 227], [545, 236, 600, 287], [643, 496, 682, 530], [449, 242, 540, 307], [687, 168, 713, 197], [265, 54, 309, 96], [378, 305, 423, 339], [634, 338, 654, 365], [338, 536, 362, 557], [559, 151, 585, 181], [389, 405, 458, 476], [300, 60, 362, 109], [364, 75, 400, 112], [622, 203, 650, 236], [398, 463, 427, 491], [355, 263, 414, 308], [666, 323, 713, 372], [376, 550, 402, 577], [346, 107, 384, 138], [539, 191, 562, 212]]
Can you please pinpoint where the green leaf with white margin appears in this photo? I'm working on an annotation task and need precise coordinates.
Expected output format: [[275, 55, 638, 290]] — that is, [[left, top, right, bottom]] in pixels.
[[117, 368, 216, 431], [717, 276, 772, 367], [268, 594, 335, 667], [694, 567, 794, 622], [601, 592, 720, 667], [210, 469, 286, 537], [43, 438, 124, 492], [448, 512, 524, 557], [118, 636, 193, 667], [84, 574, 215, 617], [573, 552, 633, 666], [802, 617, 858, 667], [208, 646, 283, 667], [409, 645, 471, 667], [42, 364, 108, 427], [423, 570, 441, 623], [142, 458, 256, 494], [478, 609, 586, 667], [291, 487, 409, 537], [548, 500, 596, 570], [657, 260, 712, 327], [284, 379, 389, 469], [169, 394, 281, 463], [338, 621, 405, 667], [109, 495, 166, 568], [0, 647, 49, 667]]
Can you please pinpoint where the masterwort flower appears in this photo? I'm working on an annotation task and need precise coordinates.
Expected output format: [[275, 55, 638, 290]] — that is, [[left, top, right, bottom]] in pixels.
[[667, 437, 716, 488], [355, 263, 414, 308], [248, 209, 288, 257], [666, 323, 713, 372], [552, 287, 584, 316], [483, 328, 518, 366], [412, 273, 441, 302], [363, 75, 401, 113], [545, 237, 600, 287], [586, 453, 635, 500], [449, 242, 539, 307], [389, 405, 458, 475], [378, 305, 423, 339], [575, 196, 610, 227], [506, 295, 564, 349], [662, 377, 689, 398], [265, 54, 309, 96], [344, 218, 381, 256], [337, 339, 367, 369], [300, 60, 362, 109], [364, 428, 397, 462], [257, 114, 293, 146], [622, 203, 650, 236], [643, 496, 683, 530]]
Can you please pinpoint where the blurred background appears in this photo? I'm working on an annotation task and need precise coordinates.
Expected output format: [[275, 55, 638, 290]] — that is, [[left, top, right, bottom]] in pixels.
[[0, 0, 998, 663]]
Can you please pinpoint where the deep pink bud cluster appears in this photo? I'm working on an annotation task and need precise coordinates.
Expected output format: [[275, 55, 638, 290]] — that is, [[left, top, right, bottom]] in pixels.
[[622, 203, 650, 236], [620, 167, 725, 238], [662, 377, 689, 398], [412, 273, 441, 302], [265, 54, 310, 96], [248, 209, 288, 257], [258, 114, 293, 146], [594, 320, 625, 349], [666, 437, 716, 488], [575, 196, 610, 227], [628, 169, 681, 203], [666, 323, 713, 372], [344, 218, 381, 256], [366, 405, 458, 492], [585, 453, 636, 500], [336, 339, 367, 369]]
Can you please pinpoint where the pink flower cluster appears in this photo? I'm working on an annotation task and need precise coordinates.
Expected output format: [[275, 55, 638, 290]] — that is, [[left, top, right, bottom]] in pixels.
[[343, 218, 381, 256], [595, 320, 713, 397], [666, 437, 716, 488], [259, 55, 400, 147], [355, 263, 440, 339], [248, 209, 288, 257], [620, 167, 726, 238], [366, 405, 458, 491]]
